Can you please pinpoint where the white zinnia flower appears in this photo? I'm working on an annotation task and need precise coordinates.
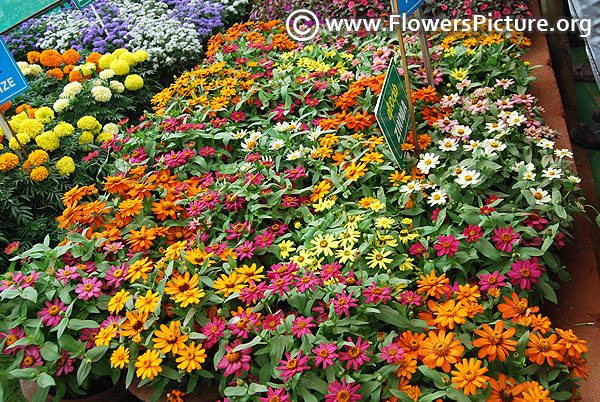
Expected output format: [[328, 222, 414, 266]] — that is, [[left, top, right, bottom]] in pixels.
[[428, 189, 448, 206], [506, 111, 526, 126], [554, 148, 573, 159], [269, 139, 285, 150], [438, 137, 458, 152], [417, 153, 440, 174], [400, 181, 422, 194], [464, 140, 480, 151], [274, 122, 290, 132], [232, 129, 247, 139], [450, 125, 471, 139], [542, 168, 562, 180], [241, 138, 258, 152], [530, 188, 550, 205], [456, 169, 481, 188]]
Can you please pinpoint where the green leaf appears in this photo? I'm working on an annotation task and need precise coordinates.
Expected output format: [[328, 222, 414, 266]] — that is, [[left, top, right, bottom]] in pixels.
[[248, 383, 268, 395], [32, 385, 50, 402], [377, 305, 410, 328], [224, 386, 248, 397], [68, 319, 100, 331], [22, 287, 38, 303], [37, 372, 56, 388], [473, 239, 501, 260], [160, 366, 181, 380], [41, 342, 61, 361], [446, 387, 471, 402], [9, 368, 38, 379], [86, 346, 108, 362], [77, 359, 92, 385], [536, 279, 558, 304]]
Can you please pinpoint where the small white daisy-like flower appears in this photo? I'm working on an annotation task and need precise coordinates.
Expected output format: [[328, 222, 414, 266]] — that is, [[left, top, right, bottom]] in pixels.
[[513, 161, 526, 172], [464, 140, 480, 151], [456, 169, 481, 188], [400, 181, 422, 194], [269, 139, 286, 150], [506, 111, 526, 127], [485, 121, 508, 133], [250, 132, 262, 141], [529, 188, 551, 205], [522, 171, 536, 181], [568, 175, 581, 184], [536, 139, 555, 149], [308, 127, 324, 141], [427, 189, 448, 206], [422, 181, 437, 190], [241, 138, 258, 152], [287, 148, 304, 161], [274, 122, 290, 132], [232, 129, 248, 139], [288, 121, 302, 132], [482, 138, 507, 155], [542, 167, 562, 180], [450, 125, 471, 139], [554, 148, 573, 159], [438, 137, 459, 152], [417, 153, 440, 174]]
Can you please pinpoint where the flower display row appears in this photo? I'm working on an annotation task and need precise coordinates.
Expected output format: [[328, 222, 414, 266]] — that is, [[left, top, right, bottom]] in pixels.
[[0, 20, 588, 402]]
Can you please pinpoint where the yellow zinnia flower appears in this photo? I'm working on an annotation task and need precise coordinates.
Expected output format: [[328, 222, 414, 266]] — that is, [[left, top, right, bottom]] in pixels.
[[135, 350, 163, 380]]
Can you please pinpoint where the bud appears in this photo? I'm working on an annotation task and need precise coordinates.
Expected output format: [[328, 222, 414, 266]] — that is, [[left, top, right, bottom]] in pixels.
[[236, 379, 245, 387], [86, 359, 92, 366], [376, 375, 384, 382], [524, 61, 530, 66], [442, 375, 451, 385], [377, 332, 386, 343]]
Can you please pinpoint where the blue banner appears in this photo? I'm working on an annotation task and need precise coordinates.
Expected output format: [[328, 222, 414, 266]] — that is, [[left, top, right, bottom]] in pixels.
[[0, 37, 29, 106]]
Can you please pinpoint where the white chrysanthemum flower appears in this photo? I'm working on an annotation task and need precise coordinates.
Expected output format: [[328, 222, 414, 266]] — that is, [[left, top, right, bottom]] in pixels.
[[554, 148, 573, 159], [29, 64, 43, 76], [456, 169, 481, 188], [52, 99, 70, 113], [542, 167, 562, 180], [399, 181, 422, 194], [91, 86, 112, 102], [428, 189, 448, 206], [270, 139, 285, 150], [530, 188, 550, 204], [99, 69, 115, 80], [438, 137, 458, 152], [417, 153, 440, 174]]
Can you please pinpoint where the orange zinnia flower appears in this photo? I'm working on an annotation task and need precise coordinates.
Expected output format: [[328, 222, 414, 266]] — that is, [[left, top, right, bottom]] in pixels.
[[388, 170, 411, 186], [398, 331, 426, 359], [564, 355, 591, 379], [525, 332, 563, 367], [472, 321, 517, 362], [528, 314, 551, 334], [419, 330, 464, 372], [344, 161, 368, 182], [104, 175, 132, 194], [412, 86, 438, 103], [119, 197, 145, 218], [416, 271, 449, 299], [120, 310, 149, 339], [521, 381, 553, 402], [434, 299, 468, 330], [152, 321, 188, 355], [498, 292, 539, 324], [127, 226, 157, 252], [451, 358, 489, 396], [556, 328, 588, 357], [152, 195, 183, 221], [488, 374, 525, 402], [394, 354, 418, 379], [456, 284, 480, 303]]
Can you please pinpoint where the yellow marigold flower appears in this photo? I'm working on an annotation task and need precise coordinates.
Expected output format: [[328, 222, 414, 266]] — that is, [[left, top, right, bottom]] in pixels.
[[133, 50, 149, 62], [30, 166, 49, 181], [110, 346, 130, 369], [9, 133, 31, 150], [35, 131, 59, 151], [96, 131, 114, 143], [118, 51, 137, 67], [79, 131, 94, 145], [112, 48, 128, 58], [98, 54, 116, 70], [77, 116, 101, 133], [110, 59, 130, 75], [54, 122, 74, 137], [56, 156, 75, 176], [34, 106, 54, 124], [18, 119, 44, 137], [124, 74, 144, 91], [135, 349, 162, 380]]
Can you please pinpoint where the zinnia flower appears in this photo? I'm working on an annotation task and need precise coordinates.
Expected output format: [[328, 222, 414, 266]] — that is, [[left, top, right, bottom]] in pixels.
[[75, 277, 102, 300], [491, 226, 519, 252], [325, 378, 362, 402], [135, 349, 163, 380], [313, 342, 339, 369], [451, 358, 489, 395], [38, 298, 66, 327], [433, 235, 460, 257], [339, 337, 372, 370], [507, 259, 542, 290], [276, 351, 311, 382], [217, 340, 252, 377]]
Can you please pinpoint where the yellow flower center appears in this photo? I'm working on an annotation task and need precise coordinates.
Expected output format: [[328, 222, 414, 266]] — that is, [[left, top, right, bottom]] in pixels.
[[84, 283, 93, 291], [48, 305, 60, 316], [286, 358, 298, 370]]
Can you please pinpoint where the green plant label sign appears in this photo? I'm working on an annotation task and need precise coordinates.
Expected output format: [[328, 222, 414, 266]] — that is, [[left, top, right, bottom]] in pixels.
[[73, 0, 95, 9], [374, 60, 409, 166]]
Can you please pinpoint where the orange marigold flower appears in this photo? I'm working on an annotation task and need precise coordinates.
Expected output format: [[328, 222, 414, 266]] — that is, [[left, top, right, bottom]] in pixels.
[[488, 374, 525, 402], [417, 271, 450, 299], [86, 52, 102, 64], [27, 51, 41, 64], [451, 358, 489, 396], [69, 70, 85, 83], [472, 321, 517, 362], [525, 332, 563, 367], [419, 330, 464, 372], [61, 49, 80, 65], [39, 49, 63, 67], [433, 299, 468, 330], [0, 101, 11, 111], [498, 292, 539, 324], [556, 328, 588, 357]]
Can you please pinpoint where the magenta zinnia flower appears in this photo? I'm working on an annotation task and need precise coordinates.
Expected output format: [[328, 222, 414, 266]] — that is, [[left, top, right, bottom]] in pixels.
[[333, 290, 358, 317], [56, 266, 81, 285], [478, 270, 507, 292], [80, 327, 101, 349], [38, 298, 66, 328], [235, 240, 256, 261], [276, 351, 311, 382], [507, 259, 542, 290], [75, 277, 102, 300], [363, 282, 392, 305], [462, 225, 483, 243], [291, 316, 316, 338], [217, 340, 252, 377], [21, 345, 43, 369], [398, 291, 422, 306], [268, 275, 293, 297], [254, 231, 275, 250], [312, 342, 338, 369], [4, 241, 19, 255], [105, 263, 128, 287], [56, 350, 76, 376], [433, 235, 460, 257], [284, 165, 308, 181], [228, 311, 260, 339], [296, 272, 320, 292], [491, 226, 519, 252], [201, 317, 226, 348], [259, 387, 290, 402], [340, 337, 371, 370], [325, 378, 362, 402], [240, 280, 267, 305], [0, 327, 26, 355], [409, 242, 427, 257], [262, 314, 283, 332]]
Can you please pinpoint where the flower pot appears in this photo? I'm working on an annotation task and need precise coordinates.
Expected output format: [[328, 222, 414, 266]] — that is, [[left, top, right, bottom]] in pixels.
[[20, 379, 130, 402], [127, 377, 221, 402]]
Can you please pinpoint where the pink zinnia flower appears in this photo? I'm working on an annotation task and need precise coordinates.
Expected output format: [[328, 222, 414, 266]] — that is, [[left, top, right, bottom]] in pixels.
[[20, 271, 40, 288], [478, 271, 507, 292], [4, 241, 19, 255], [340, 337, 371, 370], [296, 272, 320, 292], [291, 316, 316, 338], [312, 300, 330, 323], [363, 282, 392, 305], [462, 225, 483, 243], [260, 387, 290, 402], [380, 342, 405, 363], [75, 277, 102, 300], [276, 351, 310, 382], [399, 291, 422, 306], [491, 226, 519, 252], [0, 327, 26, 355], [217, 340, 252, 377], [228, 311, 260, 339], [312, 342, 338, 369], [105, 263, 128, 287], [20, 345, 43, 369], [409, 242, 427, 257], [433, 235, 460, 257], [55, 266, 80, 285], [254, 231, 275, 250], [507, 259, 542, 290], [103, 241, 124, 254], [198, 190, 221, 211], [56, 350, 76, 376], [333, 290, 358, 317], [226, 221, 253, 241], [284, 166, 308, 181], [38, 298, 66, 327], [235, 240, 256, 261], [80, 327, 101, 349], [201, 317, 226, 348], [281, 195, 299, 208], [262, 314, 283, 332], [223, 194, 246, 212], [230, 111, 246, 122], [325, 378, 362, 402], [268, 275, 293, 297], [320, 263, 343, 282], [240, 280, 267, 305]]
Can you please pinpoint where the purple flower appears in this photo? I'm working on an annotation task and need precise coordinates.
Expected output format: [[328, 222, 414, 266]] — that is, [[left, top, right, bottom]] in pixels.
[[38, 298, 67, 327]]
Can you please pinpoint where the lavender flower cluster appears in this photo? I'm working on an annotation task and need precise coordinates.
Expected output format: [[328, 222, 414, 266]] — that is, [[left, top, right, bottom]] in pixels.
[[2, 0, 238, 69]]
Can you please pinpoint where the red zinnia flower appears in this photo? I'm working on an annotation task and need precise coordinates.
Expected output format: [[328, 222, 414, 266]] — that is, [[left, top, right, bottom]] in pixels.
[[491, 226, 519, 252], [313, 342, 339, 369], [340, 337, 372, 370], [276, 351, 310, 382]]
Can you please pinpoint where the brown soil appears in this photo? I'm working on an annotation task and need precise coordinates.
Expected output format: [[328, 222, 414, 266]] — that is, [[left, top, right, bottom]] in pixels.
[[525, 2, 600, 400]]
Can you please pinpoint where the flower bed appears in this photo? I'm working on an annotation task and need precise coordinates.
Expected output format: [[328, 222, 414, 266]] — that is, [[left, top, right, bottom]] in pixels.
[[0, 21, 588, 402]]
